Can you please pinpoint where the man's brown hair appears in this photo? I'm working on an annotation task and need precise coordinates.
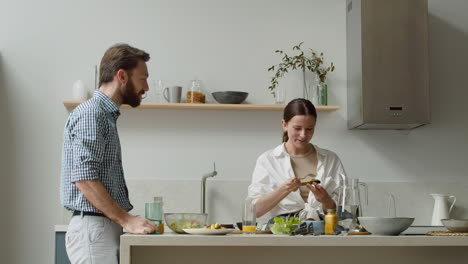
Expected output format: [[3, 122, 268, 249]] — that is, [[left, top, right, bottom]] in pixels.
[[99, 43, 150, 87]]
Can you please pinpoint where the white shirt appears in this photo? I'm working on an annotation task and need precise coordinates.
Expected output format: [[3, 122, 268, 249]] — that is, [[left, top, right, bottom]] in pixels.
[[248, 143, 348, 220]]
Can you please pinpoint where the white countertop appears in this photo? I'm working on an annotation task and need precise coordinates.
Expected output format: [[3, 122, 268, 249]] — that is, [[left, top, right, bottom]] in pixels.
[[120, 232, 468, 247]]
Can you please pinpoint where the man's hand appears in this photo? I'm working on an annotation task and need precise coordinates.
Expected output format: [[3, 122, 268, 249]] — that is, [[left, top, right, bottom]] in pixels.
[[75, 180, 157, 234], [121, 215, 157, 234]]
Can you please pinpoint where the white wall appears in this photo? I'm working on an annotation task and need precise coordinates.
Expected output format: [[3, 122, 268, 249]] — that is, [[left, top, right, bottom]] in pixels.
[[1, 0, 468, 263]]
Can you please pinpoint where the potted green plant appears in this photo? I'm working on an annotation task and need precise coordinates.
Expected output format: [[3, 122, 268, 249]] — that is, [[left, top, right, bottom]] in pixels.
[[267, 42, 335, 105]]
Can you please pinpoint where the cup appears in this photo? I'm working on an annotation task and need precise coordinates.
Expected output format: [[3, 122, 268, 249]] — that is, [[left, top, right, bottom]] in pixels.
[[274, 87, 286, 105], [72, 80, 88, 101], [145, 197, 164, 234], [242, 198, 256, 234], [146, 80, 164, 103], [163, 86, 182, 103]]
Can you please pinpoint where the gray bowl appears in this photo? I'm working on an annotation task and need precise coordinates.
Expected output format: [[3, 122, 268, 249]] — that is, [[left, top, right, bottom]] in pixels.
[[358, 217, 414, 236], [441, 219, 468, 232], [212, 91, 248, 104]]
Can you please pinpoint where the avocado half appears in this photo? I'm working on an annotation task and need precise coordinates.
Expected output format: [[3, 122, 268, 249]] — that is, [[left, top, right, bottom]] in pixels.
[[300, 179, 321, 185]]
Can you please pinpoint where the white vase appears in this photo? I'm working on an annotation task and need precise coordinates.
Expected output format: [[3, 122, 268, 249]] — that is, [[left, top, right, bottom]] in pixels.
[[72, 80, 88, 101]]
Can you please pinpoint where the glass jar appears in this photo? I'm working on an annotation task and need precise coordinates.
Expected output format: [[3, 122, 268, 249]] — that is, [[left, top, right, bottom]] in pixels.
[[186, 80, 206, 103], [325, 208, 338, 235]]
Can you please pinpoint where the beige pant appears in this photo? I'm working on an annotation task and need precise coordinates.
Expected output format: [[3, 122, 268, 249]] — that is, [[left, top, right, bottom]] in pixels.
[[66, 215, 123, 264]]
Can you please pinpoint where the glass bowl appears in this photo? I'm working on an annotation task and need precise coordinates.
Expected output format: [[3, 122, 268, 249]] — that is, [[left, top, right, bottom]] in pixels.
[[268, 224, 300, 235], [164, 213, 207, 234]]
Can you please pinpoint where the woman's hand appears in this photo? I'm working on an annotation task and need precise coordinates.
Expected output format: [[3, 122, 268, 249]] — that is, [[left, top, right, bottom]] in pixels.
[[255, 177, 302, 218], [281, 177, 302, 193], [306, 182, 336, 210]]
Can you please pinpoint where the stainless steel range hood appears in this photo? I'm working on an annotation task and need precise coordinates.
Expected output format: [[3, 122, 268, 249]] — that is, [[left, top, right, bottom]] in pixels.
[[346, 0, 430, 130]]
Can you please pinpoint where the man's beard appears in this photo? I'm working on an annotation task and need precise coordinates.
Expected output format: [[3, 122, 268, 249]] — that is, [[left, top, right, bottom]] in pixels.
[[122, 80, 142, 107]]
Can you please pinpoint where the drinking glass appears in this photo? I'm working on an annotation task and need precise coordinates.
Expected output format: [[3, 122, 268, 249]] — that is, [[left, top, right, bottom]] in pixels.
[[242, 197, 256, 234], [274, 87, 286, 105], [145, 197, 164, 234]]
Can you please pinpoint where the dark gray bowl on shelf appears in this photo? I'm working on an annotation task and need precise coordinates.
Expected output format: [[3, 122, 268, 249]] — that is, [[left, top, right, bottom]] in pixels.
[[211, 91, 248, 104]]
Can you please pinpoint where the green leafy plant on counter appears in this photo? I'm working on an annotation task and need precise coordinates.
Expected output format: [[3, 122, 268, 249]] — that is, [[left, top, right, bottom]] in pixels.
[[267, 42, 335, 98]]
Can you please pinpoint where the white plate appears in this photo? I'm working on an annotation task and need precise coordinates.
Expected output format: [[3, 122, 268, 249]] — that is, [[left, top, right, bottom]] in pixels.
[[183, 228, 235, 235]]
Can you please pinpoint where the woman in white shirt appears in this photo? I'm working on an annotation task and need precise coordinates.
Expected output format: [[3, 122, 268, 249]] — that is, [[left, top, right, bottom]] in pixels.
[[248, 98, 347, 221]]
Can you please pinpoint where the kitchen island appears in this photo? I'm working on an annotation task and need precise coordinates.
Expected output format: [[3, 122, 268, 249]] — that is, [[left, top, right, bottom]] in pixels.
[[120, 233, 468, 264]]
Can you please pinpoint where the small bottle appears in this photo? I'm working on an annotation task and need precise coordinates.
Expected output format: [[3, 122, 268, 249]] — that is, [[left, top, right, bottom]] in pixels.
[[325, 208, 338, 235], [145, 196, 164, 234], [242, 197, 256, 234]]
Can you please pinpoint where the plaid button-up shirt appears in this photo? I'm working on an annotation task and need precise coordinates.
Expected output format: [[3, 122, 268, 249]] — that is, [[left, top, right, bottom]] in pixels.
[[60, 90, 133, 213]]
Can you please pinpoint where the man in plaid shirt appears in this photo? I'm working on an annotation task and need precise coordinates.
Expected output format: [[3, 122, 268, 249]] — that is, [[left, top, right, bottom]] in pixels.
[[61, 43, 156, 264]]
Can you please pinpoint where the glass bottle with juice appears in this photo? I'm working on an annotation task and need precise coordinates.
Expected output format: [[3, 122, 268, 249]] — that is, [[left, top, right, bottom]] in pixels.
[[325, 208, 338, 235]]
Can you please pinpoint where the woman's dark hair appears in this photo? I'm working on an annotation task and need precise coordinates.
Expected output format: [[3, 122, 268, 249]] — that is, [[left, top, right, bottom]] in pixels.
[[99, 43, 150, 87], [282, 98, 317, 142]]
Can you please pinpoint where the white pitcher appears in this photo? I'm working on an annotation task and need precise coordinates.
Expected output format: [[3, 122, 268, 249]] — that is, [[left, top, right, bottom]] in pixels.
[[430, 194, 456, 226]]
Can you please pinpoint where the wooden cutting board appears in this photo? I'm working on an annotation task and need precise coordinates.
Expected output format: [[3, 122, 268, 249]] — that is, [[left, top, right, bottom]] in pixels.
[[347, 232, 372, 235], [229, 230, 273, 234]]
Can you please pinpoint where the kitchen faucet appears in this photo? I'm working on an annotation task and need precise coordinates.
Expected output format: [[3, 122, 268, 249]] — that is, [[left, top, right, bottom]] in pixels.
[[201, 162, 217, 214]]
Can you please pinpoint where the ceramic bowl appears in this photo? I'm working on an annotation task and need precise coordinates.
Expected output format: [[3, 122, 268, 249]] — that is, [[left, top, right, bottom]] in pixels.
[[211, 91, 248, 104], [164, 213, 207, 234], [441, 219, 468, 232], [358, 217, 414, 236]]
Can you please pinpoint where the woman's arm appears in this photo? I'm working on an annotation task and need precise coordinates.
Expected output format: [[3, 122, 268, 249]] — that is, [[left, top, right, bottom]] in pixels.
[[255, 177, 301, 217]]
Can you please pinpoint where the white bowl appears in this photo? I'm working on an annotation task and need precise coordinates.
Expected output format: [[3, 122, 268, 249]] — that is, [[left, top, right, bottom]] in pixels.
[[358, 217, 414, 236], [441, 219, 468, 232]]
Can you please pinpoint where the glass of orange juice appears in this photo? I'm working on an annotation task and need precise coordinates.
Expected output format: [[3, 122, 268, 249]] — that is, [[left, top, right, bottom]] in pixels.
[[242, 197, 257, 235]]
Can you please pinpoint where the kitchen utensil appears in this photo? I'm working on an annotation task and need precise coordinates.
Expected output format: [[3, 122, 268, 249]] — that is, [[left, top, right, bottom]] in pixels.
[[163, 86, 182, 103], [431, 194, 456, 226], [337, 178, 368, 232], [164, 213, 207, 234], [358, 217, 414, 236], [212, 91, 248, 104], [441, 219, 468, 233]]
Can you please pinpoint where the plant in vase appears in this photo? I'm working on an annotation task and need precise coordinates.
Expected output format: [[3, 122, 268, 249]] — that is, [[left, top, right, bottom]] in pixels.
[[267, 42, 335, 105]]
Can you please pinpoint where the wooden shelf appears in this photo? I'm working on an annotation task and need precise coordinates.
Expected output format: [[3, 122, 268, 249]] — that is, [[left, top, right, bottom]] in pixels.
[[63, 101, 340, 112]]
